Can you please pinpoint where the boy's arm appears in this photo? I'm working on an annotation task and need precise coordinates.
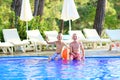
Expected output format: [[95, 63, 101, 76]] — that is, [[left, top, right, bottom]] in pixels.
[[63, 42, 69, 49], [80, 42, 85, 57], [69, 43, 74, 55], [45, 36, 55, 44]]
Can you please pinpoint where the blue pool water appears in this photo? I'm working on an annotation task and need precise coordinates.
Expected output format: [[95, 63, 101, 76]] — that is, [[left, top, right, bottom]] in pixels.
[[0, 56, 120, 80]]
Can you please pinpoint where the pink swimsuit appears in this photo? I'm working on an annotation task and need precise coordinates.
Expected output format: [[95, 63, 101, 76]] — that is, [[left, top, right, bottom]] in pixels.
[[70, 53, 81, 60]]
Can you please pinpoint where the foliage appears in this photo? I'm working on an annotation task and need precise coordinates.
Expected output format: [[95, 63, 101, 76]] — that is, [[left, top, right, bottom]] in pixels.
[[0, 0, 14, 41], [104, 1, 120, 29], [0, 0, 120, 41]]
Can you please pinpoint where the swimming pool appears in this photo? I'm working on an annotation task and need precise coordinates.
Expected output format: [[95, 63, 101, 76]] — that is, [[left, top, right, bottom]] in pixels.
[[0, 56, 120, 80]]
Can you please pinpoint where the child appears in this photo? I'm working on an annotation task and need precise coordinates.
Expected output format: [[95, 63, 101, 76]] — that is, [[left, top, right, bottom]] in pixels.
[[69, 33, 85, 61], [46, 33, 68, 61]]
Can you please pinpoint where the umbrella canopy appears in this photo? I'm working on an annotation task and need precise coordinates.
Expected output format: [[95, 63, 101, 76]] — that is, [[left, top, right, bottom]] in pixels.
[[20, 0, 33, 31], [61, 0, 80, 33]]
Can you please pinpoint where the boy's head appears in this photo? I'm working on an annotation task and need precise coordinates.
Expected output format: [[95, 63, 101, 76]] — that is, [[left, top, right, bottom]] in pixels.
[[72, 33, 78, 40], [57, 33, 63, 40]]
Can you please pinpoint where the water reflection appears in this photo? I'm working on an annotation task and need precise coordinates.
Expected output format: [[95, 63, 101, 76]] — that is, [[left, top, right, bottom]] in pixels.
[[0, 57, 120, 79]]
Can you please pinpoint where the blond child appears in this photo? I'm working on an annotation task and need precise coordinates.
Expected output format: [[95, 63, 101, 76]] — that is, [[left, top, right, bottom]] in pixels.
[[46, 33, 68, 61], [69, 33, 85, 61]]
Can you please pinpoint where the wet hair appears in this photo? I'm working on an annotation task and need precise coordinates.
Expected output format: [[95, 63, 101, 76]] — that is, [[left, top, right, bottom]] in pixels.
[[58, 32, 63, 36], [73, 33, 77, 36], [72, 33, 78, 39]]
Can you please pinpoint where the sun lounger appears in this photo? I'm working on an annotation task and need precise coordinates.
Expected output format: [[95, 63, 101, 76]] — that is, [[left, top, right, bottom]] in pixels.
[[44, 30, 71, 47], [27, 29, 48, 51], [44, 30, 58, 49], [105, 29, 120, 50], [2, 28, 29, 52], [62, 34, 71, 44], [105, 29, 120, 41], [44, 31, 58, 42], [0, 42, 14, 54], [83, 29, 111, 48], [69, 30, 99, 48], [69, 30, 87, 41]]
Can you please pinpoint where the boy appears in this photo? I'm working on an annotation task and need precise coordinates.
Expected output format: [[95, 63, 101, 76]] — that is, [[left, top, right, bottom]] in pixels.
[[69, 33, 85, 61], [46, 33, 68, 61]]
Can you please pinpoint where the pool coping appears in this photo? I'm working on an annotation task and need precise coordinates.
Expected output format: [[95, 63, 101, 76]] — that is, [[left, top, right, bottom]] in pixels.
[[0, 49, 120, 58], [1, 55, 120, 58]]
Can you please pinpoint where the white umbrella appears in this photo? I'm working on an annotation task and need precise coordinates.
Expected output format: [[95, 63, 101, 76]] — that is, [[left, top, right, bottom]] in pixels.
[[61, 0, 80, 33], [20, 0, 33, 33]]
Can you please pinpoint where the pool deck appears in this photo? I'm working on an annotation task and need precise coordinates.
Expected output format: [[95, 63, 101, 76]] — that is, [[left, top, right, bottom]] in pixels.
[[0, 47, 120, 57]]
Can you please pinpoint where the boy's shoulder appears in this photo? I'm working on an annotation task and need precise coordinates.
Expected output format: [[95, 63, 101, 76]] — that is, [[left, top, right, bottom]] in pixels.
[[55, 41, 65, 44], [70, 41, 75, 45], [70, 41, 82, 45], [79, 41, 82, 44], [61, 41, 66, 44]]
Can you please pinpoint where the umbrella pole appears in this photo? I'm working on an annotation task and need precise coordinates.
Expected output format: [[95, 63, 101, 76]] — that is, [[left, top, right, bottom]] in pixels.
[[69, 20, 71, 34]]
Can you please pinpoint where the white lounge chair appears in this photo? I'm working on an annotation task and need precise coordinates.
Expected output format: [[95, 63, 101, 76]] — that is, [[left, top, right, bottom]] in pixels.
[[83, 29, 111, 48], [105, 29, 120, 41], [44, 31, 58, 49], [69, 30, 87, 41], [27, 29, 48, 51], [44, 31, 58, 42], [0, 42, 14, 54], [2, 29, 29, 52], [69, 30, 99, 48], [44, 31, 71, 43], [105, 29, 120, 50], [62, 34, 71, 44], [44, 30, 72, 47]]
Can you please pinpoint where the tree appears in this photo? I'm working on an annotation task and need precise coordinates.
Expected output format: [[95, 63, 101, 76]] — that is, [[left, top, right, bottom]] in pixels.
[[11, 0, 22, 16], [93, 0, 106, 36], [59, 20, 64, 33], [33, 0, 45, 17], [11, 0, 22, 28]]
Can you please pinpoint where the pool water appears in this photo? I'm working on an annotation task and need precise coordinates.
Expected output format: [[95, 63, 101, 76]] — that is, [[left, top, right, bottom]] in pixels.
[[0, 56, 120, 80]]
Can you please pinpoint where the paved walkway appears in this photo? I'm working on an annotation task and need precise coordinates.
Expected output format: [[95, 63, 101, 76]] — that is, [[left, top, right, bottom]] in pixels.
[[85, 49, 120, 57], [0, 48, 120, 57]]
